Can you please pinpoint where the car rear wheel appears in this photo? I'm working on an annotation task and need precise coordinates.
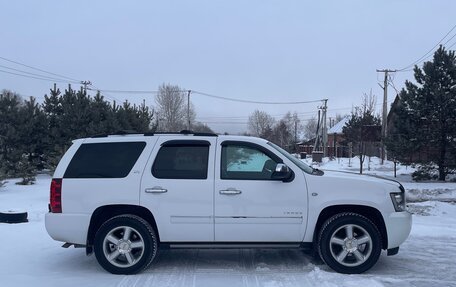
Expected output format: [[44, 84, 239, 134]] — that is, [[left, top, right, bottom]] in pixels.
[[318, 212, 382, 274], [94, 214, 158, 274]]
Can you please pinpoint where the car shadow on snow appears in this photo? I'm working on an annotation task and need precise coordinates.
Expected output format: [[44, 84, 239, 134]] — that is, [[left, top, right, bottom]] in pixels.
[[46, 247, 326, 275], [145, 249, 326, 274]]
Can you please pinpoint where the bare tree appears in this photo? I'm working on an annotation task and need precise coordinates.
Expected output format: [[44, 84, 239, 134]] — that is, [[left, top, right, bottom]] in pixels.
[[303, 116, 318, 140], [248, 110, 275, 137], [155, 83, 195, 131], [335, 113, 347, 123], [268, 112, 301, 151], [361, 89, 377, 115], [283, 112, 301, 148], [271, 120, 291, 148], [192, 122, 214, 133], [343, 92, 380, 174]]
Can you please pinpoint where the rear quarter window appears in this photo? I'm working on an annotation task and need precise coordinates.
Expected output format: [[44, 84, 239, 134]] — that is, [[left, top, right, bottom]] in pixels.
[[64, 142, 146, 178]]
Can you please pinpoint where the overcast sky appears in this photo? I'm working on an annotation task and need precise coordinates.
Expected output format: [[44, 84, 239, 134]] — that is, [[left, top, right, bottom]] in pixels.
[[1, 0, 455, 133]]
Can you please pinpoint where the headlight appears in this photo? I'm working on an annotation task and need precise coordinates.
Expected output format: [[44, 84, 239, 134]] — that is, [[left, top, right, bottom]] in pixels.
[[390, 187, 406, 212]]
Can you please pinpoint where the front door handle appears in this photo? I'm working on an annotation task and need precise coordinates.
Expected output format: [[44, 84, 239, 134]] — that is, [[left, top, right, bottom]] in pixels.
[[145, 187, 168, 193], [219, 189, 242, 195]]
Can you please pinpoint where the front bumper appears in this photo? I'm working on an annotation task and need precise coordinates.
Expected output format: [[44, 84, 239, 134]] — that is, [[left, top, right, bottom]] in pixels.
[[385, 211, 412, 249]]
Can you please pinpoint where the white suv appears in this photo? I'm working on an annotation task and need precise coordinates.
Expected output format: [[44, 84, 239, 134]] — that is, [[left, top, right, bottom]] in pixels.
[[45, 131, 411, 275]]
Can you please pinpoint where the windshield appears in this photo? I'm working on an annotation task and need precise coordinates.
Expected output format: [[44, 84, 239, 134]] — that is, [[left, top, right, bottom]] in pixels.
[[267, 142, 314, 174]]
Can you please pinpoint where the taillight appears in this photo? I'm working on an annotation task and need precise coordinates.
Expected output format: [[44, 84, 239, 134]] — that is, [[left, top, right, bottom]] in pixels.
[[50, 178, 62, 213]]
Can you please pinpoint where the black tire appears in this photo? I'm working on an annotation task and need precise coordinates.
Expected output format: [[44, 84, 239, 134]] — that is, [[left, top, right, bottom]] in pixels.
[[0, 210, 28, 224], [318, 212, 382, 274], [94, 214, 158, 274]]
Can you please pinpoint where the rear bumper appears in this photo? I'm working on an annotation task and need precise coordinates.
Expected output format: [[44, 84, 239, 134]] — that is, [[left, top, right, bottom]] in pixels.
[[387, 247, 399, 256], [45, 213, 91, 245], [385, 211, 412, 249]]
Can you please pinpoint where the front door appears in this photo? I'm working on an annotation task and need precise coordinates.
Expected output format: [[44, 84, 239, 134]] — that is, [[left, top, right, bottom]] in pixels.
[[214, 140, 307, 242], [140, 136, 216, 242]]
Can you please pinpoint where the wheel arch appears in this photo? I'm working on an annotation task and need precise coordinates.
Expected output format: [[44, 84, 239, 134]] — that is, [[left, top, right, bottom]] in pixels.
[[313, 204, 388, 250], [86, 204, 160, 251]]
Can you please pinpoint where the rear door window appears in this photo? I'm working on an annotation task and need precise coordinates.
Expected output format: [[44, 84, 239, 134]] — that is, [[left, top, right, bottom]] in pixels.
[[152, 140, 209, 179], [64, 142, 146, 178]]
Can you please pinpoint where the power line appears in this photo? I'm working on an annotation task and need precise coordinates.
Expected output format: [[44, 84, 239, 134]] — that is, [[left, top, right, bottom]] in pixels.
[[0, 68, 79, 84], [196, 117, 317, 123], [449, 40, 456, 49], [0, 56, 80, 82], [88, 84, 121, 103], [199, 100, 394, 122], [196, 121, 249, 125], [443, 32, 456, 46], [397, 23, 456, 71], [191, 90, 325, 105], [328, 99, 395, 112], [196, 111, 319, 120], [85, 87, 326, 105], [396, 40, 456, 73], [388, 74, 401, 95], [0, 56, 130, 104], [196, 117, 319, 126], [395, 39, 456, 73], [86, 88, 159, 94], [395, 69, 413, 73], [0, 64, 80, 84]]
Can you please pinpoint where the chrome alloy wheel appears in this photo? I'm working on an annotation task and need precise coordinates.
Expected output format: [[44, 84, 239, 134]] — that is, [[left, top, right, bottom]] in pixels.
[[102, 226, 145, 268], [329, 224, 373, 267]]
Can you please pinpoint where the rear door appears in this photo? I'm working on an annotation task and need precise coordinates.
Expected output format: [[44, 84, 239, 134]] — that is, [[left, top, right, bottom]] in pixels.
[[214, 139, 307, 242], [140, 136, 216, 242], [62, 138, 154, 214]]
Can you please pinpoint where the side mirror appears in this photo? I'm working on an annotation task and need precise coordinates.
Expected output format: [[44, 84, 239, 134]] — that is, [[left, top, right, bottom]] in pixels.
[[271, 163, 293, 182]]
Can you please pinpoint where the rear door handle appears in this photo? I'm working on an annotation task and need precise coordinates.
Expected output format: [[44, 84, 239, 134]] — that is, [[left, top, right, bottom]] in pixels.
[[219, 189, 242, 195], [145, 187, 168, 193]]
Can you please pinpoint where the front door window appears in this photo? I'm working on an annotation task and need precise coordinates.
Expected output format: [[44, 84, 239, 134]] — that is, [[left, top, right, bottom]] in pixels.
[[221, 145, 278, 180]]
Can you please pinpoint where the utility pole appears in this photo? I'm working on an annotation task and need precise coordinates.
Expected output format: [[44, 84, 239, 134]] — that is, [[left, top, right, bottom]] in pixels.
[[313, 100, 328, 156], [294, 120, 298, 153], [322, 99, 328, 157], [81, 80, 92, 92], [313, 109, 321, 153], [187, 90, 191, 130], [376, 69, 396, 164]]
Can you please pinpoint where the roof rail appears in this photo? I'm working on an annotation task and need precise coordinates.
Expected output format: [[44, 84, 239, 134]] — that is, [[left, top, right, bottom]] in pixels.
[[91, 130, 218, 138], [91, 130, 148, 138], [152, 130, 218, 137], [179, 130, 218, 137]]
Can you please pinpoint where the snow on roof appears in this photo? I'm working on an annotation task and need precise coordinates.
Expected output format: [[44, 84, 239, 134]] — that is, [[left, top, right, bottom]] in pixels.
[[327, 116, 349, 134]]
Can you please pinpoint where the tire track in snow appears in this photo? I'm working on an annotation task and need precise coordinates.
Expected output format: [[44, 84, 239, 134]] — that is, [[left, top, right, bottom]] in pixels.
[[112, 239, 456, 287]]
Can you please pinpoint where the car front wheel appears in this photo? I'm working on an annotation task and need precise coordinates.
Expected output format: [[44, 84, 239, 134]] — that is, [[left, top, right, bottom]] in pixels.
[[94, 214, 158, 274], [318, 212, 382, 274]]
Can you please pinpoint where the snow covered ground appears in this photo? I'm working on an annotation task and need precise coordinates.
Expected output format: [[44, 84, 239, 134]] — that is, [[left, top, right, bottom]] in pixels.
[[1, 158, 456, 287]]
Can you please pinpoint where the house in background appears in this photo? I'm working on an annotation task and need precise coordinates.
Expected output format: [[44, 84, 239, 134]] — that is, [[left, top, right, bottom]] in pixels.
[[297, 116, 350, 158], [327, 116, 350, 157]]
